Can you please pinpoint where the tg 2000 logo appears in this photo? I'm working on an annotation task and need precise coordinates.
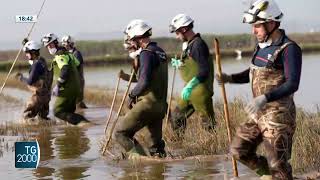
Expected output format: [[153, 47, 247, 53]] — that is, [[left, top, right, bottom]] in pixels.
[[15, 141, 40, 168]]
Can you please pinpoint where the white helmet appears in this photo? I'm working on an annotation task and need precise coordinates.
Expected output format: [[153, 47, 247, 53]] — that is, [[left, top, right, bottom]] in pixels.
[[23, 40, 42, 52], [41, 33, 58, 47], [124, 19, 152, 40], [61, 35, 75, 46], [243, 0, 283, 24], [169, 14, 194, 33]]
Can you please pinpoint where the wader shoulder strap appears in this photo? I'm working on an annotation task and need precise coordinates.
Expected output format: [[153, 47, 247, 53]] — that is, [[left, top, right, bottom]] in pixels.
[[269, 42, 294, 63], [182, 37, 199, 60], [265, 42, 294, 69], [251, 45, 260, 64]]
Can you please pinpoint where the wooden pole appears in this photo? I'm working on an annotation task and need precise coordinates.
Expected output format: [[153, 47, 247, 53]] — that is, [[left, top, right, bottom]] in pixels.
[[164, 54, 178, 129], [102, 71, 135, 155], [104, 76, 121, 134], [0, 0, 47, 94], [214, 38, 239, 177]]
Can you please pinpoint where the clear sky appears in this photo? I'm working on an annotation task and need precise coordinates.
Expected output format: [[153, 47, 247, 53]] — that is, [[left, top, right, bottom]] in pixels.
[[0, 0, 319, 49]]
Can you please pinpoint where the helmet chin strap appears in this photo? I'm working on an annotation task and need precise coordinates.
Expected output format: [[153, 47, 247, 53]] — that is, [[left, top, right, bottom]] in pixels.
[[262, 22, 279, 43], [180, 27, 190, 42]]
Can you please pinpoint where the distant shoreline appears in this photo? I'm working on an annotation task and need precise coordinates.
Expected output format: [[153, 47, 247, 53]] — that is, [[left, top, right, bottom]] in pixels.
[[1, 32, 320, 71], [0, 44, 319, 72]]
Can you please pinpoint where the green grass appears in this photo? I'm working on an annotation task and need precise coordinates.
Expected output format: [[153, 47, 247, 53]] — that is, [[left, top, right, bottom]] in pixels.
[[0, 73, 28, 90]]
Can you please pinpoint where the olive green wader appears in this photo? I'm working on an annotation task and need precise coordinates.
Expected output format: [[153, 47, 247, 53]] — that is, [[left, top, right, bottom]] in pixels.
[[114, 49, 168, 157], [77, 63, 86, 108], [230, 43, 296, 180], [171, 44, 215, 136], [52, 52, 88, 125]]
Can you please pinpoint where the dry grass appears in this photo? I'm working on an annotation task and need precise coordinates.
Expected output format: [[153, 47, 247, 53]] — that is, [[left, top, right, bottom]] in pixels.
[[84, 87, 131, 114], [110, 98, 320, 174], [1, 75, 320, 174], [0, 76, 23, 106], [291, 111, 320, 173], [0, 74, 28, 91], [90, 88, 320, 174], [160, 98, 246, 157]]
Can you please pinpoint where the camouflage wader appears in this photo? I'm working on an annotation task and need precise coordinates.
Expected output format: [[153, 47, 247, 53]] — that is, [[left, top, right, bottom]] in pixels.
[[171, 39, 215, 136], [114, 48, 168, 157], [24, 58, 53, 120], [230, 43, 296, 180]]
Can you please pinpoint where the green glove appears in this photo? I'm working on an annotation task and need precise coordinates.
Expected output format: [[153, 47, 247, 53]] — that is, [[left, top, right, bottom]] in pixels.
[[171, 58, 183, 69], [181, 77, 200, 101]]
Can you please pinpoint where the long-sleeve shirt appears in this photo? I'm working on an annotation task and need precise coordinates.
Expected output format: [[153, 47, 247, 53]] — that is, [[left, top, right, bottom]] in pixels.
[[130, 42, 166, 97], [21, 57, 46, 85], [231, 30, 302, 102], [187, 33, 210, 82]]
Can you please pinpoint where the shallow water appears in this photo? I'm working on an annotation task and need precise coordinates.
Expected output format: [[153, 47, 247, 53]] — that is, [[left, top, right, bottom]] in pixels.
[[2, 53, 318, 179], [84, 53, 320, 112], [0, 89, 258, 179]]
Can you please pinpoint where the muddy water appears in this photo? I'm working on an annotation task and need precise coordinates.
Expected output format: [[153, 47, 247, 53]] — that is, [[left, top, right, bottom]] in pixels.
[[3, 53, 317, 179], [0, 88, 258, 179], [85, 53, 320, 111]]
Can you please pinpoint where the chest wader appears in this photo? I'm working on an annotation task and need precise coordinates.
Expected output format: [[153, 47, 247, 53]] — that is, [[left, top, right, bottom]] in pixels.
[[73, 50, 86, 107], [53, 54, 87, 125], [76, 63, 86, 107], [171, 42, 215, 136], [230, 42, 296, 179], [24, 58, 53, 120], [114, 49, 168, 158]]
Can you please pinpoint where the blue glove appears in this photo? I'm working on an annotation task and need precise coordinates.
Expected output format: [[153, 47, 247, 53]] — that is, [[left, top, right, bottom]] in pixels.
[[52, 85, 60, 96], [181, 77, 200, 101], [171, 58, 183, 69]]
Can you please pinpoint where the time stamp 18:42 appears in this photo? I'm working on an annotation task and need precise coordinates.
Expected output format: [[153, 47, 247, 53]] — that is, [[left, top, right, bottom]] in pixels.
[[15, 15, 37, 23]]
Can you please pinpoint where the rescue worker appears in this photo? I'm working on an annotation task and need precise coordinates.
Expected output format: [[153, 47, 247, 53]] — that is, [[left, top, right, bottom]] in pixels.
[[15, 40, 53, 121], [61, 35, 87, 109], [216, 0, 302, 179], [41, 33, 89, 125], [169, 14, 215, 136], [113, 20, 168, 158]]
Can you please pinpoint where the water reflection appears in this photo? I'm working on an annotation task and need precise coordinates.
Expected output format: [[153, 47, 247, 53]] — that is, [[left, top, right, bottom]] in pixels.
[[32, 128, 54, 179], [54, 127, 90, 179], [28, 126, 91, 179], [55, 127, 90, 159], [119, 162, 166, 180], [0, 107, 260, 179]]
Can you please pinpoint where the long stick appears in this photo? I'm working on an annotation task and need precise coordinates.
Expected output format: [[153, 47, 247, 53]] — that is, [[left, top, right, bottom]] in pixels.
[[164, 54, 178, 129], [0, 0, 47, 95], [102, 70, 135, 155], [104, 76, 121, 134], [214, 38, 239, 177]]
